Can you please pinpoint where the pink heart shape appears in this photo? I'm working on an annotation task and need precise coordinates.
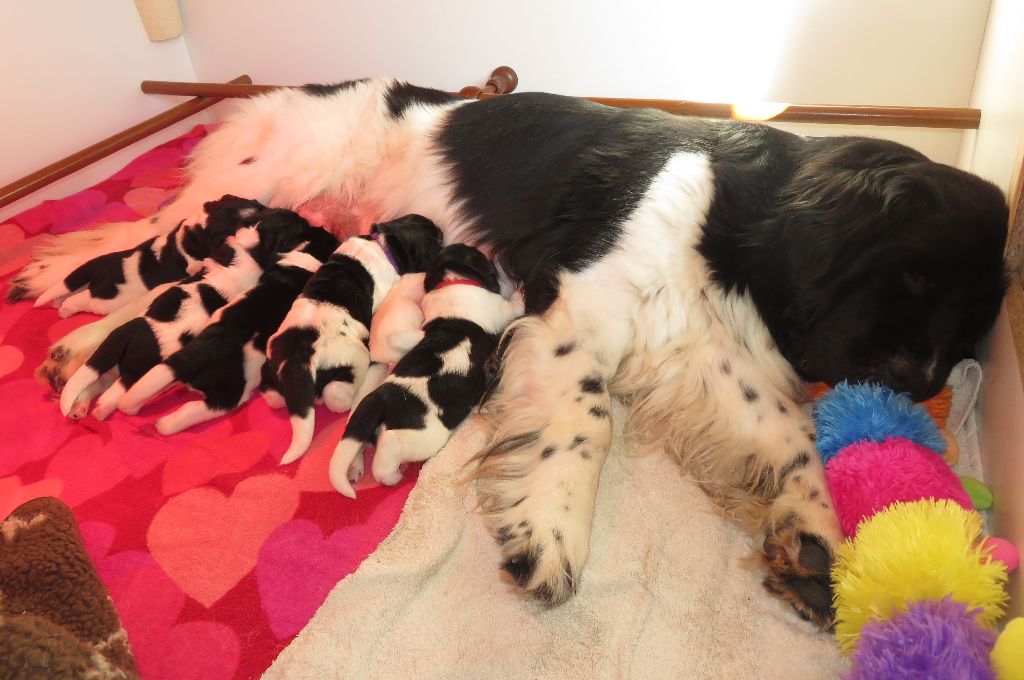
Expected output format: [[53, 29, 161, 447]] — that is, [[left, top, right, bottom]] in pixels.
[[148, 474, 299, 607], [124, 187, 174, 217], [45, 428, 173, 507], [0, 379, 73, 477], [255, 489, 412, 639], [158, 622, 240, 680], [0, 345, 24, 380], [0, 476, 63, 520], [0, 223, 29, 277], [82, 523, 242, 680], [162, 421, 271, 495], [255, 520, 373, 639]]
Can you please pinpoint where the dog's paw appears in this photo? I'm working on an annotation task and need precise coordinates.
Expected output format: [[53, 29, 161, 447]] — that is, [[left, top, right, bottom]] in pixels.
[[35, 345, 77, 392], [761, 527, 836, 630], [493, 507, 584, 606]]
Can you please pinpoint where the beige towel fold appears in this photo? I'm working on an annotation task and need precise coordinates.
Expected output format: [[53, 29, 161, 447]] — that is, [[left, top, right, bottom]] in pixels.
[[265, 404, 845, 679]]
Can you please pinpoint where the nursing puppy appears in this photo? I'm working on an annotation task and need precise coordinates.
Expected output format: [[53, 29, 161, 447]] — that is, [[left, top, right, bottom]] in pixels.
[[118, 226, 340, 434], [369, 272, 428, 366], [35, 195, 266, 317], [266, 214, 443, 464], [59, 207, 312, 420], [330, 244, 523, 498]]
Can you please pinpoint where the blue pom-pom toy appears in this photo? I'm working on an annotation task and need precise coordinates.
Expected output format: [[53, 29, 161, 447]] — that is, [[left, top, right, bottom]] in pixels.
[[813, 381, 946, 464], [846, 598, 997, 680]]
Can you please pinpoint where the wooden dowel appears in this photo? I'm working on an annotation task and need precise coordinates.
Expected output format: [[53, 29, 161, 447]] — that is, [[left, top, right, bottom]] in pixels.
[[143, 66, 521, 100], [477, 94, 980, 130], [140, 77, 980, 130], [0, 75, 253, 211]]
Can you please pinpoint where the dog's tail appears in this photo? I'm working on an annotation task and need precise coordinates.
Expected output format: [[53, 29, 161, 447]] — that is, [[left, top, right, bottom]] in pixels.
[[277, 357, 318, 465], [329, 388, 390, 497]]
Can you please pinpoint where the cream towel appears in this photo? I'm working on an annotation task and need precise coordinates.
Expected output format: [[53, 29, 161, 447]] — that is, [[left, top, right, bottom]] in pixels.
[[264, 403, 845, 679]]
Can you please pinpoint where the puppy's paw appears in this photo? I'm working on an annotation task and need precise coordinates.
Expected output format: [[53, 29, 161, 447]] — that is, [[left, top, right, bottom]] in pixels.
[[35, 345, 77, 392], [761, 528, 836, 630]]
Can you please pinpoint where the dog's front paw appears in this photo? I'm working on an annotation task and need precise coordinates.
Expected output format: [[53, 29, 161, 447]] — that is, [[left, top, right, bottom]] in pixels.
[[761, 527, 836, 629]]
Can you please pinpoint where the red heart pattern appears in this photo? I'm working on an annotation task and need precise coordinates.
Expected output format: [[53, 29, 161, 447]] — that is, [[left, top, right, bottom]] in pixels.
[[0, 125, 418, 680]]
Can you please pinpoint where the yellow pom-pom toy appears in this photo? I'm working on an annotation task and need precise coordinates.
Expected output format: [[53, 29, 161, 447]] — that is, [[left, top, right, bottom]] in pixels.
[[832, 498, 1009, 653], [992, 617, 1024, 680]]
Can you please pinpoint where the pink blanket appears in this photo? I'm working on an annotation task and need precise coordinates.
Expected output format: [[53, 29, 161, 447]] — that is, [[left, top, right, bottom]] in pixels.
[[0, 125, 417, 680]]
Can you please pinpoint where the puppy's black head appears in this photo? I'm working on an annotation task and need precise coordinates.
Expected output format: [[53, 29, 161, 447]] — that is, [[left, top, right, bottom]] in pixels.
[[181, 195, 268, 259], [765, 138, 1008, 400], [371, 214, 443, 274], [424, 244, 502, 294], [249, 209, 316, 268]]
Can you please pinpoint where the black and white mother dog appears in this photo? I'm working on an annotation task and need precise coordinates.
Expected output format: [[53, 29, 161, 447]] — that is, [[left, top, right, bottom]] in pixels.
[[10, 78, 1008, 627]]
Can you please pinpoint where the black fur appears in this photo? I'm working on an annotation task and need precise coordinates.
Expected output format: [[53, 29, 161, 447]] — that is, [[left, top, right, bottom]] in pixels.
[[384, 81, 459, 120], [423, 243, 502, 294], [372, 214, 445, 275], [300, 79, 369, 98], [440, 94, 709, 313], [440, 93, 1008, 398]]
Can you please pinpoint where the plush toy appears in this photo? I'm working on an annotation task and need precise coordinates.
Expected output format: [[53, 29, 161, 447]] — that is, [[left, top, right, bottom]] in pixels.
[[809, 381, 1019, 679]]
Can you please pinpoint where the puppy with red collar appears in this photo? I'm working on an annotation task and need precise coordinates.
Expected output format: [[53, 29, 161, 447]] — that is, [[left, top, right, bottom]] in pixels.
[[116, 226, 340, 434], [59, 206, 313, 420], [35, 195, 266, 318], [330, 244, 523, 498], [266, 214, 443, 465]]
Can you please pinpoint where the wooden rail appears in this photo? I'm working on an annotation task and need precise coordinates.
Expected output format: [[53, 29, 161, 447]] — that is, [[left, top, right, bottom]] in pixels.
[[140, 65, 520, 100], [0, 76, 253, 211], [141, 75, 980, 130]]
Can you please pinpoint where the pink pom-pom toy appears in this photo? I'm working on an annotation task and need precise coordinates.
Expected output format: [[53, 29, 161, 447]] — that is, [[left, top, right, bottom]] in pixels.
[[824, 436, 973, 537], [982, 536, 1020, 574]]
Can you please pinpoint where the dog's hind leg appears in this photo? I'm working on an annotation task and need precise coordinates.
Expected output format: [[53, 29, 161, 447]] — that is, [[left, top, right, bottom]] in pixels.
[[372, 417, 452, 486], [475, 293, 628, 605], [156, 401, 228, 435]]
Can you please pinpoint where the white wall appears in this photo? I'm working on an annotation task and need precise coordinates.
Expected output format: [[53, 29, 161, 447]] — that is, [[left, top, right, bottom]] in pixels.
[[179, 0, 990, 164], [958, 0, 1024, 194], [963, 0, 1024, 616], [0, 3, 200, 222]]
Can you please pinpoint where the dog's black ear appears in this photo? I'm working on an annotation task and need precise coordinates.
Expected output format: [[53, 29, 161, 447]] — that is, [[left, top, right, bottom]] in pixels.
[[252, 210, 315, 267], [300, 227, 341, 263], [424, 244, 501, 294], [373, 214, 443, 274]]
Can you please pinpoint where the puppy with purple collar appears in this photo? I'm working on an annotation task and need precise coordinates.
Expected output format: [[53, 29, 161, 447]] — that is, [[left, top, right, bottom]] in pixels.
[[116, 226, 340, 434], [266, 214, 443, 465], [35, 195, 266, 318], [330, 244, 523, 498], [59, 206, 313, 420]]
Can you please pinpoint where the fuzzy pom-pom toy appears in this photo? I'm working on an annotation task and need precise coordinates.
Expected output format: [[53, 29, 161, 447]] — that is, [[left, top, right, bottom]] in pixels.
[[991, 617, 1024, 680], [845, 598, 997, 680], [825, 437, 973, 537], [814, 382, 947, 464], [832, 499, 1008, 653]]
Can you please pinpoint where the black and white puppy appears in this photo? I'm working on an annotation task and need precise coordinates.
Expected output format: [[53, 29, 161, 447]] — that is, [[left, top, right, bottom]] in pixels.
[[330, 244, 523, 498], [118, 226, 340, 434], [59, 207, 312, 420], [266, 214, 443, 464], [35, 195, 266, 317]]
